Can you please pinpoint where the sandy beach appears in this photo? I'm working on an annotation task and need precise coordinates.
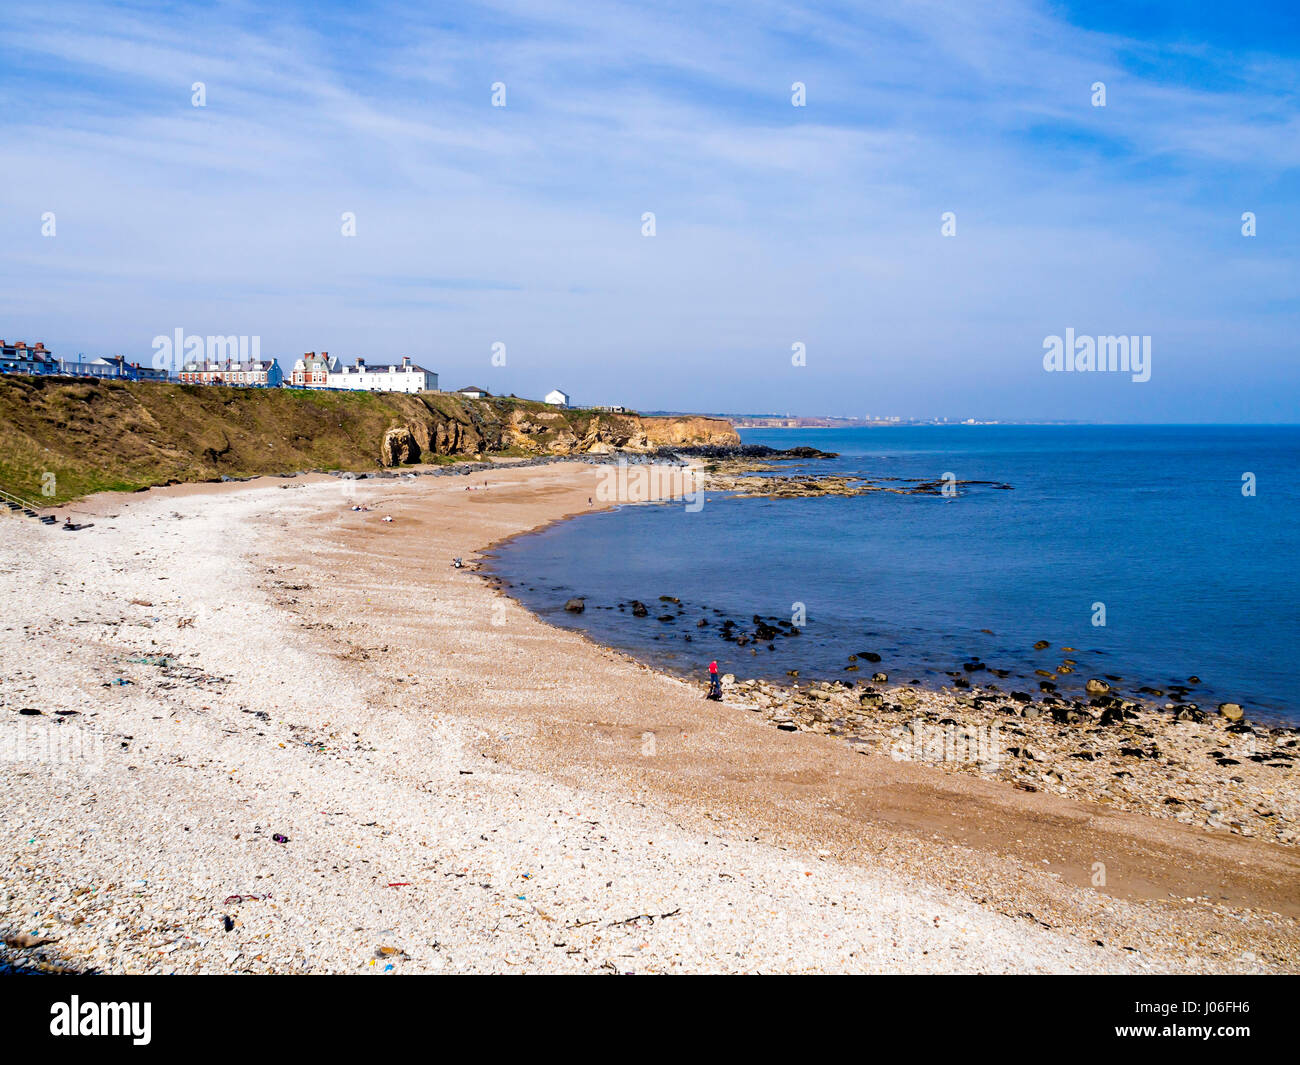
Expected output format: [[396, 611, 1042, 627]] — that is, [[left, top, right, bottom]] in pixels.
[[2, 462, 1297, 974]]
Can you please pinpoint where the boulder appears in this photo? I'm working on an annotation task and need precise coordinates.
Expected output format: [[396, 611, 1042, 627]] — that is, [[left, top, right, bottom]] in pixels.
[[381, 425, 421, 467], [564, 598, 585, 613], [1085, 678, 1110, 696], [1218, 702, 1244, 722]]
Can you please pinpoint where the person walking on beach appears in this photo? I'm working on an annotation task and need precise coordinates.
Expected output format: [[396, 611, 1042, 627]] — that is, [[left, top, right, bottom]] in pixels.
[[706, 660, 722, 701]]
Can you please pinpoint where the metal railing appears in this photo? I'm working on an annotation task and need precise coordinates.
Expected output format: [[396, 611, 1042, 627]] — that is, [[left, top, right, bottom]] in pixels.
[[0, 486, 44, 514]]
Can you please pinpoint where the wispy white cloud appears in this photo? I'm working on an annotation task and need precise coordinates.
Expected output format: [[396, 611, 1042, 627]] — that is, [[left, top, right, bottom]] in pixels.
[[0, 0, 1295, 419]]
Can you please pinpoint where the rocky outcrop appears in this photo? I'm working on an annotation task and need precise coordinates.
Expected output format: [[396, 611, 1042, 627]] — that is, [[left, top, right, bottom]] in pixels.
[[639, 416, 741, 449], [712, 674, 1297, 845], [489, 408, 738, 458], [381, 426, 420, 466]]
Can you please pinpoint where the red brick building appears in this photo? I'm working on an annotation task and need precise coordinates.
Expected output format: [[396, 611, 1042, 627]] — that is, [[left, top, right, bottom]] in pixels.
[[290, 351, 340, 387]]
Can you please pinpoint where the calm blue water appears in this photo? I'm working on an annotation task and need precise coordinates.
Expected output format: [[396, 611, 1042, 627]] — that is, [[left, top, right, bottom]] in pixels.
[[486, 426, 1300, 722]]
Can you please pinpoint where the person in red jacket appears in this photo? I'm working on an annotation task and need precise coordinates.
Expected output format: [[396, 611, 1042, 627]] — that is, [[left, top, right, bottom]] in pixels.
[[706, 660, 722, 700]]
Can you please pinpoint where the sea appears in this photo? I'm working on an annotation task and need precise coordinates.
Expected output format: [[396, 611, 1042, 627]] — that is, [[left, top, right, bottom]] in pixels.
[[485, 425, 1300, 723]]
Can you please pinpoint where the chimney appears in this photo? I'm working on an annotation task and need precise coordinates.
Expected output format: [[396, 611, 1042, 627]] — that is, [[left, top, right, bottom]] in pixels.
[[356, 357, 365, 370], [402, 355, 410, 368]]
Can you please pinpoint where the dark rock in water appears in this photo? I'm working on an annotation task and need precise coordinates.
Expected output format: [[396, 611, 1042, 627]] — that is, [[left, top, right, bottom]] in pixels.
[[1085, 678, 1110, 696], [991, 668, 1011, 678], [1187, 676, 1201, 685], [952, 676, 969, 688], [630, 601, 649, 617], [1009, 691, 1032, 703], [1038, 680, 1057, 692], [963, 661, 986, 672], [871, 672, 887, 683], [659, 595, 680, 603], [657, 614, 675, 622], [1033, 640, 1050, 650], [672, 443, 839, 461], [696, 618, 708, 627], [860, 651, 882, 663], [564, 598, 586, 613]]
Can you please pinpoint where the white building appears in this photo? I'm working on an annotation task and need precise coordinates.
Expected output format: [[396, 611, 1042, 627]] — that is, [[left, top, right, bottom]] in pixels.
[[544, 388, 570, 406], [329, 356, 437, 394], [456, 385, 490, 398]]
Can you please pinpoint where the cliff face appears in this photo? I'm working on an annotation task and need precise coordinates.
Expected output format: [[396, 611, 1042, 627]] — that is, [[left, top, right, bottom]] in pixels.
[[0, 376, 738, 503]]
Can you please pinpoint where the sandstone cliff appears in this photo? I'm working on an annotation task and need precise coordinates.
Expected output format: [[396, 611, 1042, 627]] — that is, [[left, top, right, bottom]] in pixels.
[[0, 376, 738, 503]]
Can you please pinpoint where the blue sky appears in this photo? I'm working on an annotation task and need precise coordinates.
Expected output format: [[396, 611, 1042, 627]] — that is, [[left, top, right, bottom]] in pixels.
[[1, 0, 1296, 420]]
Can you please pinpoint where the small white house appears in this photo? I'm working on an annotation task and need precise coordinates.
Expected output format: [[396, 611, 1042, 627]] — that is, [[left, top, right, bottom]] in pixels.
[[457, 385, 490, 399], [544, 388, 570, 407]]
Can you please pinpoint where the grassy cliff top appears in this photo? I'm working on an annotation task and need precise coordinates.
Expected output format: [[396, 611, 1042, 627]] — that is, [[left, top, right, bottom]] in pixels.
[[0, 375, 733, 504]]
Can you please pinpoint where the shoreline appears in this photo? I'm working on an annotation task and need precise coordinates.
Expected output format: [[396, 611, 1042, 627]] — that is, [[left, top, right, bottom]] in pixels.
[[480, 498, 1299, 847], [481, 477, 1297, 729], [2, 465, 1298, 973]]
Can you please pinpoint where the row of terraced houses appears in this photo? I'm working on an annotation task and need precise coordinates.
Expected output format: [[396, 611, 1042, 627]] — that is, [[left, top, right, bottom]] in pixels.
[[1, 339, 573, 406]]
